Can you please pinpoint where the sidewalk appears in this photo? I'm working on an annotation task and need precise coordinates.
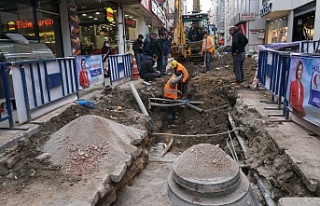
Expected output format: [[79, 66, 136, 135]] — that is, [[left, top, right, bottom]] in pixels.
[[237, 89, 320, 196]]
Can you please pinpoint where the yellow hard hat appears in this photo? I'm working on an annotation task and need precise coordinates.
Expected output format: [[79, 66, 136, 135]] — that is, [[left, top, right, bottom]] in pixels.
[[171, 60, 178, 68]]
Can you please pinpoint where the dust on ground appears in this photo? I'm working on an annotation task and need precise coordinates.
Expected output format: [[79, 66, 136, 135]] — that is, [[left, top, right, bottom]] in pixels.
[[0, 55, 314, 205]]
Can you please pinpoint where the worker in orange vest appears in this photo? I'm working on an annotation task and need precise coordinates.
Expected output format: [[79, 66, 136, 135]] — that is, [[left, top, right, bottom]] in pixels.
[[200, 31, 214, 73], [163, 70, 183, 128], [171, 60, 190, 99]]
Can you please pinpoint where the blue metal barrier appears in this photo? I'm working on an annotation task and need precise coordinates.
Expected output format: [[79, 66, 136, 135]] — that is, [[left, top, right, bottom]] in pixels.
[[108, 54, 132, 86], [299, 40, 320, 53], [257, 50, 291, 110], [16, 57, 78, 122], [0, 63, 14, 128]]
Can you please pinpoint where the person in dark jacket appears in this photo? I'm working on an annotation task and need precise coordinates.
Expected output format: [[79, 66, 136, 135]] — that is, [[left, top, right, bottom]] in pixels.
[[133, 34, 144, 70], [139, 54, 161, 81], [142, 33, 157, 62], [188, 23, 200, 42], [229, 26, 248, 85], [154, 33, 166, 74]]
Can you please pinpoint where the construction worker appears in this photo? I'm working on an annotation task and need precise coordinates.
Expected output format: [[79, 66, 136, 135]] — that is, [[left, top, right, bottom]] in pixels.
[[163, 70, 183, 128], [171, 60, 190, 99], [200, 31, 214, 73]]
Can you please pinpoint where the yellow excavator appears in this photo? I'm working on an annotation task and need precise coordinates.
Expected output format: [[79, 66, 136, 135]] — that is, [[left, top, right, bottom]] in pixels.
[[171, 0, 210, 61]]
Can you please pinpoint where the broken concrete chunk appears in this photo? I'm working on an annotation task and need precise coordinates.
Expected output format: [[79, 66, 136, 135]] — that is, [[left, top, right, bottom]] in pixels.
[[0, 167, 9, 176], [36, 153, 51, 163], [6, 155, 20, 169]]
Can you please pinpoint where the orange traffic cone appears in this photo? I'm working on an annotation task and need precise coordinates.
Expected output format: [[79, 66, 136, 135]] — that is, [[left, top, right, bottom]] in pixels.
[[132, 55, 139, 80]]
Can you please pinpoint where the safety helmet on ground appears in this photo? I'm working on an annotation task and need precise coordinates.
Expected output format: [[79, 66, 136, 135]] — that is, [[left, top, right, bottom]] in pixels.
[[171, 60, 178, 68]]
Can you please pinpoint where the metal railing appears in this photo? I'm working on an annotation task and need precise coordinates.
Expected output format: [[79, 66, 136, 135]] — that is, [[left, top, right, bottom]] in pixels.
[[0, 63, 14, 128]]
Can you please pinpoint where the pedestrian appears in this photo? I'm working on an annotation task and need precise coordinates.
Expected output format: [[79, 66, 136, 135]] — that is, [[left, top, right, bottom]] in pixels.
[[171, 60, 189, 99], [101, 41, 111, 77], [229, 26, 248, 85], [154, 32, 166, 74], [132, 34, 144, 70], [142, 33, 157, 62], [163, 69, 183, 128], [139, 54, 161, 82], [200, 31, 214, 73]]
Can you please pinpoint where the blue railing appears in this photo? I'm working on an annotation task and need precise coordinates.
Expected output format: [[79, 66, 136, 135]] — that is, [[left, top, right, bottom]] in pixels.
[[258, 49, 291, 111], [13, 57, 78, 123], [108, 54, 132, 86], [0, 63, 14, 128]]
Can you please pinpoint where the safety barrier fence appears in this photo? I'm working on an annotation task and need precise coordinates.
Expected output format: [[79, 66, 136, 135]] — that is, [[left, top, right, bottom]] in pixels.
[[12, 57, 78, 124], [0, 63, 14, 128], [108, 54, 132, 86], [258, 40, 320, 126], [258, 49, 291, 116]]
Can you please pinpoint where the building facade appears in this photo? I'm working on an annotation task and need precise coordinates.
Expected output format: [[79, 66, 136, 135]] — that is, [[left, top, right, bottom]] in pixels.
[[0, 0, 169, 57], [259, 0, 319, 44]]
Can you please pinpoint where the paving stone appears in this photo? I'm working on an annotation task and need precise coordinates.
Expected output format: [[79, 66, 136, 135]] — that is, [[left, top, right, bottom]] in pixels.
[[279, 197, 320, 206]]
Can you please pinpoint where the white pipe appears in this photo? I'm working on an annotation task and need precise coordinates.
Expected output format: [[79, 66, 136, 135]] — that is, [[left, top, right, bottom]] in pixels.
[[129, 83, 149, 116]]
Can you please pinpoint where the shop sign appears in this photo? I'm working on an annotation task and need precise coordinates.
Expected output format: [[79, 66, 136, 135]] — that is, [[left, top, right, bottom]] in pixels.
[[151, 0, 157, 15], [125, 18, 136, 28], [8, 21, 15, 31], [260, 2, 272, 17], [106, 7, 114, 22], [166, 13, 174, 20], [240, 12, 255, 21], [8, 19, 54, 29]]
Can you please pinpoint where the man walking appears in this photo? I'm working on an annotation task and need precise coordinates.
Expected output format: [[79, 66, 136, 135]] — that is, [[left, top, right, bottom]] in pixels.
[[229, 26, 248, 85], [133, 34, 144, 70], [200, 31, 214, 73]]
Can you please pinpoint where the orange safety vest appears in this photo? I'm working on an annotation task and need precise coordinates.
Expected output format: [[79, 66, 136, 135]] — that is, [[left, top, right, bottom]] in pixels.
[[203, 36, 214, 53], [164, 75, 179, 100], [176, 63, 189, 83]]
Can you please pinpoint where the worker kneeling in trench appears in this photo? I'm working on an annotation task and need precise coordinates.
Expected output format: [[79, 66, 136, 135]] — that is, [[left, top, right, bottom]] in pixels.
[[164, 61, 190, 128]]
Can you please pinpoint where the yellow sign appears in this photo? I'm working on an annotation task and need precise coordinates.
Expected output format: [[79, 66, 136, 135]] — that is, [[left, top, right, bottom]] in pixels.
[[106, 7, 114, 22], [8, 21, 15, 31]]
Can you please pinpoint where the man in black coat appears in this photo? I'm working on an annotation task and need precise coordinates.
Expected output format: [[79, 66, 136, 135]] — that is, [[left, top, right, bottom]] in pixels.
[[154, 32, 166, 74], [229, 26, 248, 85], [132, 34, 144, 70], [139, 54, 161, 81]]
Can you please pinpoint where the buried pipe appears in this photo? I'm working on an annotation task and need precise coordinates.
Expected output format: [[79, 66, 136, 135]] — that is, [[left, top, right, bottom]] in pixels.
[[228, 112, 276, 206], [129, 83, 149, 116], [152, 128, 239, 138], [253, 172, 277, 206]]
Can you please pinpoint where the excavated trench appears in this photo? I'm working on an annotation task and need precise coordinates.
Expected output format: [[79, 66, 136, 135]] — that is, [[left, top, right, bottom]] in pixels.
[[0, 57, 314, 205]]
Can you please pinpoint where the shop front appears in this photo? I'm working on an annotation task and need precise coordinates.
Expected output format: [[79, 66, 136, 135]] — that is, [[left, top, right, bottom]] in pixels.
[[0, 0, 63, 57], [265, 17, 288, 44], [292, 2, 316, 42], [76, 1, 119, 55], [259, 1, 290, 44]]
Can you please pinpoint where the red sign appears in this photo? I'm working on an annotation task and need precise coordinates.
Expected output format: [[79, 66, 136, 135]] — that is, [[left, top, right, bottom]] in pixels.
[[125, 18, 136, 28], [15, 18, 54, 29]]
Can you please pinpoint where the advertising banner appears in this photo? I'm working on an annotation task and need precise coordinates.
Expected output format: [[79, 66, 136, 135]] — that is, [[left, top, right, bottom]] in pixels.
[[286, 55, 320, 126], [68, 0, 81, 56], [76, 55, 104, 90]]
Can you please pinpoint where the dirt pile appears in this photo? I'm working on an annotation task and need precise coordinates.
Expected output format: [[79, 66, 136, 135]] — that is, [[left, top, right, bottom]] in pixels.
[[44, 115, 146, 175]]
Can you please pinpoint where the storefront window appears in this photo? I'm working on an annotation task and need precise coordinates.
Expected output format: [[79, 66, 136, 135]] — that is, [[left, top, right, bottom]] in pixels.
[[0, 0, 63, 57], [125, 14, 138, 41], [266, 17, 288, 44], [77, 2, 119, 55], [292, 11, 315, 42], [37, 12, 63, 57], [0, 1, 36, 39]]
